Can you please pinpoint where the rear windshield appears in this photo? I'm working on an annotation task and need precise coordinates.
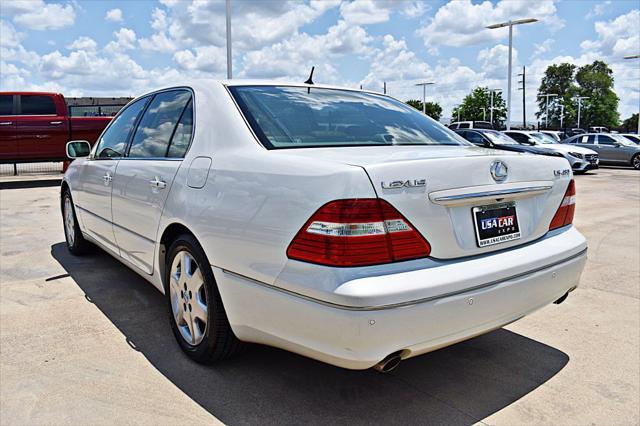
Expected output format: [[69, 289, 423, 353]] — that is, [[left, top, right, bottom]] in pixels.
[[474, 121, 493, 129], [229, 86, 468, 149], [483, 130, 518, 145]]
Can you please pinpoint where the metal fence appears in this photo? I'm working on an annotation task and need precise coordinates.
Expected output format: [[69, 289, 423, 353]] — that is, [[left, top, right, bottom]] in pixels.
[[0, 162, 63, 176], [68, 104, 124, 117]]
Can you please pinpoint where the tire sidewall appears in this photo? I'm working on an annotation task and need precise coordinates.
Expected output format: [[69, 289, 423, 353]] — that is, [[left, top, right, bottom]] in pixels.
[[632, 154, 640, 170], [165, 235, 219, 360], [62, 191, 84, 253]]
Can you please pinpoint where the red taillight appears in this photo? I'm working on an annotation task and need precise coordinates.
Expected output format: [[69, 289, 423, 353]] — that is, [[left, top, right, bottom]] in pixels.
[[549, 179, 576, 230], [287, 199, 431, 267]]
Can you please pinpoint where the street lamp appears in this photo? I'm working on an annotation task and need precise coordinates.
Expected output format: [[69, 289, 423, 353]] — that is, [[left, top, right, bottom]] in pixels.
[[559, 104, 565, 129], [486, 18, 538, 130], [489, 88, 502, 128], [624, 54, 639, 134], [415, 82, 435, 115], [538, 93, 558, 129], [575, 96, 589, 129], [481, 107, 486, 121], [226, 0, 232, 79]]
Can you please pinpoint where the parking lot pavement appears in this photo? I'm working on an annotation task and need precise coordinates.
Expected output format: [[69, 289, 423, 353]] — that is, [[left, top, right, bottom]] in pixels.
[[1, 168, 638, 425]]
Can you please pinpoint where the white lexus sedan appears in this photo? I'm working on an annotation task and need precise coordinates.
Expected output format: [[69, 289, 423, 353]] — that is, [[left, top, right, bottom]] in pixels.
[[61, 81, 587, 372]]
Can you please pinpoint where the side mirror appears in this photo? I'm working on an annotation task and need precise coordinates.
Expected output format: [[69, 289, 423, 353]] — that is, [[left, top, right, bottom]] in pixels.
[[66, 140, 91, 159]]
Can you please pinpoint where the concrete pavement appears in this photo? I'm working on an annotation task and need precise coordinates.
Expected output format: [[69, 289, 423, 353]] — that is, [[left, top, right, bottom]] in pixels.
[[0, 168, 638, 425]]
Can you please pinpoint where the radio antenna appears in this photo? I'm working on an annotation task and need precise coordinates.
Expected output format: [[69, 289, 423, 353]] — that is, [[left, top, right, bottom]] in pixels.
[[304, 66, 315, 85]]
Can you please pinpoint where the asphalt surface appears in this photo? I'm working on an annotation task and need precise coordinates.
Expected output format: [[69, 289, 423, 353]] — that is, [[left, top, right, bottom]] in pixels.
[[0, 167, 638, 425]]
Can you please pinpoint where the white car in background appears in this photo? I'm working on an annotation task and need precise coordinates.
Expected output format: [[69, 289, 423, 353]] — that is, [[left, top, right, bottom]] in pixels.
[[504, 130, 599, 173], [61, 81, 587, 372]]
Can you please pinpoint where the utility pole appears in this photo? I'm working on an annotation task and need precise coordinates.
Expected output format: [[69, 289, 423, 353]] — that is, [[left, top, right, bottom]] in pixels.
[[576, 96, 589, 129], [624, 54, 640, 134], [517, 66, 526, 127], [415, 82, 435, 115], [486, 18, 538, 130], [538, 93, 558, 128], [225, 0, 232, 79], [383, 81, 386, 95]]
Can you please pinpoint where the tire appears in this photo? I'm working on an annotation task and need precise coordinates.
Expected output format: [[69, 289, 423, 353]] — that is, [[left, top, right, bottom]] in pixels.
[[165, 234, 242, 363], [62, 190, 90, 255], [632, 154, 640, 170]]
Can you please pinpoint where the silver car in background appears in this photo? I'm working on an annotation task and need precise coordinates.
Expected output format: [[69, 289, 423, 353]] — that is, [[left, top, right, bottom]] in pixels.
[[563, 133, 640, 170], [504, 130, 599, 173]]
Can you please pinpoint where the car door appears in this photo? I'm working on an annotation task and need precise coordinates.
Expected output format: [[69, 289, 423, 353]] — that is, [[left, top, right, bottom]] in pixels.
[[73, 96, 150, 254], [0, 94, 17, 161], [111, 89, 193, 274], [15, 94, 68, 160], [596, 135, 623, 163]]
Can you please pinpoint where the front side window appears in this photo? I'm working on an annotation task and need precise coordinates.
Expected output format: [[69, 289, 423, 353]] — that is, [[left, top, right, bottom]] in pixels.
[[20, 95, 56, 115], [94, 97, 149, 159], [465, 131, 485, 145], [229, 86, 468, 149], [0, 95, 13, 115], [128, 90, 192, 158]]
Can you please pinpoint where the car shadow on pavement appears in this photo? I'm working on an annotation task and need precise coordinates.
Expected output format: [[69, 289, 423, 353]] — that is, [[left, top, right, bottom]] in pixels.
[[51, 242, 569, 425]]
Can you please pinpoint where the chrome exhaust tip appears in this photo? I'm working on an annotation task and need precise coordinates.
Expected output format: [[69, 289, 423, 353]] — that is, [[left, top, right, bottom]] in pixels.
[[373, 352, 402, 373]]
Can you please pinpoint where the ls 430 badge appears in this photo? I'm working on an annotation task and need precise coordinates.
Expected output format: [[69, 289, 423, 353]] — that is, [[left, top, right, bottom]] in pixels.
[[381, 179, 426, 189]]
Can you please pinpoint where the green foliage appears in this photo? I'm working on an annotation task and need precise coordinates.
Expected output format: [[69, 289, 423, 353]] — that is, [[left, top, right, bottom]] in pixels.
[[535, 63, 578, 128], [536, 60, 620, 129], [451, 87, 505, 128], [405, 99, 443, 121], [622, 113, 638, 133], [575, 60, 620, 129]]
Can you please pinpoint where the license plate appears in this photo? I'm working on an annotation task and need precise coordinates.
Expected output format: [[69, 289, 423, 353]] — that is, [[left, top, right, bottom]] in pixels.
[[472, 202, 521, 247]]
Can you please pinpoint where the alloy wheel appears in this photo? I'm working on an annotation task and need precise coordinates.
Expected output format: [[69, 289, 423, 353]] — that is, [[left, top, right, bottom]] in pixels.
[[169, 250, 208, 345], [63, 195, 75, 246]]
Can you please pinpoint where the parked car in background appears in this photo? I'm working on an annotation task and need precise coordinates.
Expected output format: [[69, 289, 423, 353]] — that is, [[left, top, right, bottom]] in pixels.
[[621, 134, 640, 144], [0, 92, 112, 163], [61, 81, 587, 372], [449, 120, 494, 130], [504, 130, 599, 173], [540, 130, 564, 142], [455, 129, 563, 158], [563, 133, 640, 170], [589, 126, 609, 133]]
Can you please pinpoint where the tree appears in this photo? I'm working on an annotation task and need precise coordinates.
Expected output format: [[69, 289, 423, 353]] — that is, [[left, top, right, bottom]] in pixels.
[[405, 99, 443, 121], [535, 63, 578, 129], [622, 113, 638, 133], [451, 87, 506, 128], [575, 60, 620, 129]]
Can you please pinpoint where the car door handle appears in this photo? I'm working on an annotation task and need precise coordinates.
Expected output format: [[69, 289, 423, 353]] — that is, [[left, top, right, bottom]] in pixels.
[[50, 121, 63, 125], [102, 172, 113, 185], [149, 177, 167, 189], [0, 121, 12, 125]]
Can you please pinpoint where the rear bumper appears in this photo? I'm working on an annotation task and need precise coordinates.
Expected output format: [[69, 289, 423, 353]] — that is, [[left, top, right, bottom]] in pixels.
[[214, 227, 587, 369]]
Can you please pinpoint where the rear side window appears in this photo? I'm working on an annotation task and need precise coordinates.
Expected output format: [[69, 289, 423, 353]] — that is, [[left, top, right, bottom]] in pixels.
[[458, 123, 470, 128], [167, 100, 193, 158], [95, 97, 149, 159], [0, 95, 13, 115], [598, 135, 615, 145], [20, 95, 57, 115], [128, 90, 192, 158]]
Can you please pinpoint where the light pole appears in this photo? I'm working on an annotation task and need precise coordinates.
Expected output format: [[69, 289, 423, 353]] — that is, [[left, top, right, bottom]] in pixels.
[[576, 96, 589, 129], [486, 18, 538, 130], [489, 88, 501, 128], [481, 107, 486, 121], [624, 54, 639, 134], [538, 93, 558, 128], [415, 82, 435, 115], [559, 104, 565, 129], [225, 0, 232, 79]]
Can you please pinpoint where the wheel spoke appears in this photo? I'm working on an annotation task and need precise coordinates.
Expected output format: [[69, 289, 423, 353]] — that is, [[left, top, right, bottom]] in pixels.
[[191, 298, 207, 323]]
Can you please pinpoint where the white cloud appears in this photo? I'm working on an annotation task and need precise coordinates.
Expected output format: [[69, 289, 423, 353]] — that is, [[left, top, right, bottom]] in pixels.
[[67, 36, 97, 51], [106, 28, 137, 52], [478, 44, 519, 80], [416, 0, 562, 54], [173, 46, 227, 73], [105, 8, 123, 22], [586, 1, 611, 20], [139, 9, 177, 53], [402, 1, 430, 19], [340, 0, 392, 25], [0, 20, 23, 48], [532, 38, 555, 59], [3, 0, 75, 30], [580, 10, 640, 59]]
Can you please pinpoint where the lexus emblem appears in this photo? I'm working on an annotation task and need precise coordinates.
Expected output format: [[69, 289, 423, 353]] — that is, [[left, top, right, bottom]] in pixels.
[[490, 161, 508, 182]]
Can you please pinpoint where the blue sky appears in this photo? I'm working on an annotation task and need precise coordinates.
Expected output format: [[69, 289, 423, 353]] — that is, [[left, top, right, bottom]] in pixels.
[[1, 0, 638, 124]]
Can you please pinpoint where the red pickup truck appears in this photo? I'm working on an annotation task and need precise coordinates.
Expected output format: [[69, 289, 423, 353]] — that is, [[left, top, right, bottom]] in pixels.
[[0, 92, 113, 163]]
